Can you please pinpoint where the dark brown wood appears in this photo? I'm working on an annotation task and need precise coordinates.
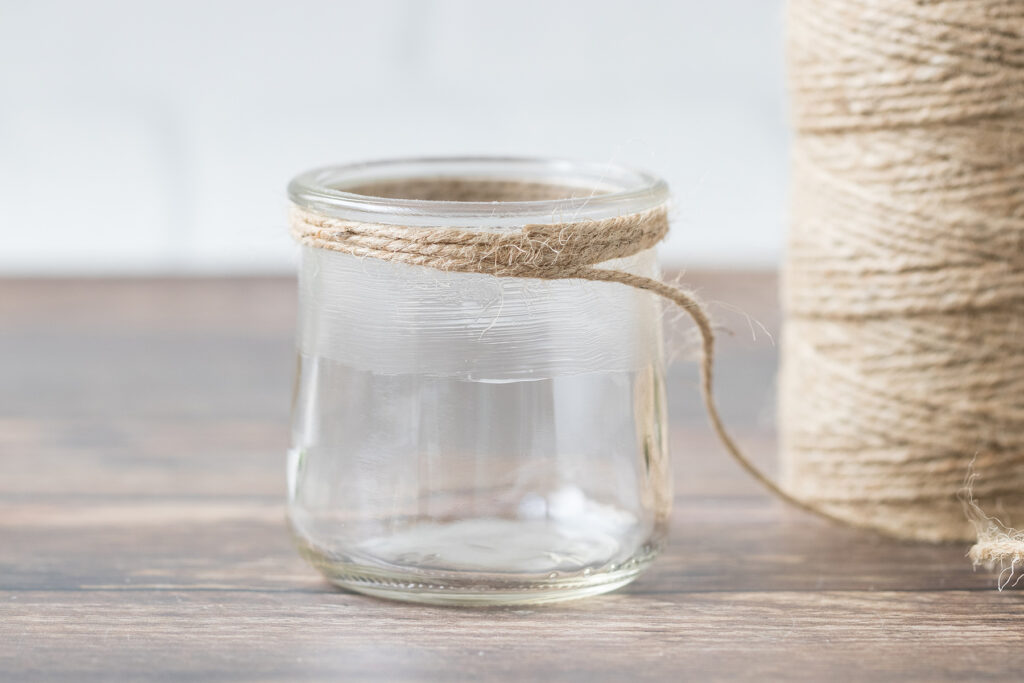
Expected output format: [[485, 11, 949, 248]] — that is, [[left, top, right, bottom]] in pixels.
[[0, 274, 1017, 682]]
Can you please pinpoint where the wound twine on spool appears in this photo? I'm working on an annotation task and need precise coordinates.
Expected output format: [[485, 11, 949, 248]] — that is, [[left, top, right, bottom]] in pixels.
[[782, 0, 1024, 564]]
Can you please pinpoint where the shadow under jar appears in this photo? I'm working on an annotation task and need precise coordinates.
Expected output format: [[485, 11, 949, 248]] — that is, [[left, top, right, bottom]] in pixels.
[[287, 157, 672, 605]]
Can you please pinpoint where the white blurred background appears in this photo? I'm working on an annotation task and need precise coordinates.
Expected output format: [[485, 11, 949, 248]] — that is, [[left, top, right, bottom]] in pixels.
[[0, 0, 787, 275]]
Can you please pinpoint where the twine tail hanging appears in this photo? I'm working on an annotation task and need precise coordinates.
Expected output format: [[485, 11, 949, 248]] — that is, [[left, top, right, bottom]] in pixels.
[[571, 267, 839, 526]]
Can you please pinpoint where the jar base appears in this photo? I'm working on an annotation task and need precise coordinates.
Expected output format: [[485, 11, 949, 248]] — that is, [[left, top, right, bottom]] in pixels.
[[294, 530, 661, 606], [307, 558, 655, 606], [291, 506, 665, 605]]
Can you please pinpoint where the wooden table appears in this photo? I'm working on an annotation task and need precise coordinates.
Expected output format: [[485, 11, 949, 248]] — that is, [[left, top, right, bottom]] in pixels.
[[2, 274, 1020, 682]]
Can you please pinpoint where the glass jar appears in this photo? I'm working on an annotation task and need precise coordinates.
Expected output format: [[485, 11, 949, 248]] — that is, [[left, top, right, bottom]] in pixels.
[[287, 157, 671, 605]]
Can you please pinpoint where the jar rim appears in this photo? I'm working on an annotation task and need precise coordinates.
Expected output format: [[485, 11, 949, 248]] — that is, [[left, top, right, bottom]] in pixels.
[[288, 156, 669, 227]]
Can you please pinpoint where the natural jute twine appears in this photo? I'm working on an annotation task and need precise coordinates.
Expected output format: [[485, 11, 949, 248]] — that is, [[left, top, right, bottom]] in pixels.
[[294, 0, 1024, 572], [783, 0, 1024, 569]]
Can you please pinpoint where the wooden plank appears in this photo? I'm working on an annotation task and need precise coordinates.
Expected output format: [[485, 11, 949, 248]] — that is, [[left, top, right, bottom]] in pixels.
[[3, 590, 1023, 682], [0, 497, 993, 595], [0, 275, 1013, 682]]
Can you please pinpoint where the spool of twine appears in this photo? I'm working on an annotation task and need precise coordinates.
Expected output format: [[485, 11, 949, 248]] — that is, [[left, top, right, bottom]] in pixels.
[[781, 0, 1024, 560]]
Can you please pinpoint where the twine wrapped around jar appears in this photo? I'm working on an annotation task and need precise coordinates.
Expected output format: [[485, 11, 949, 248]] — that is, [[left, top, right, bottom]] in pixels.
[[291, 178, 840, 532], [780, 0, 1024, 562]]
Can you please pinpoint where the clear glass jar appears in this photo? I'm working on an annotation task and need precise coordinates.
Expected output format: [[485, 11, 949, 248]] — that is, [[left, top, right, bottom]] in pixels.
[[287, 158, 671, 605]]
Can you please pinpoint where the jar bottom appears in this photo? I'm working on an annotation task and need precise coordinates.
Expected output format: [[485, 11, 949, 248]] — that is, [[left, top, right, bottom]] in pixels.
[[292, 518, 663, 606]]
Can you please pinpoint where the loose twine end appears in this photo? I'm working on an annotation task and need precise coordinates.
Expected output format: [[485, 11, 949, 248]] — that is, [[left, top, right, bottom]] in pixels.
[[961, 460, 1024, 590]]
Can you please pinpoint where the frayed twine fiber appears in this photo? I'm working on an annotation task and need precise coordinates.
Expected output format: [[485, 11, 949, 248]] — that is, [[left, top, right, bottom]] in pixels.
[[782, 0, 1024, 565], [962, 465, 1024, 590]]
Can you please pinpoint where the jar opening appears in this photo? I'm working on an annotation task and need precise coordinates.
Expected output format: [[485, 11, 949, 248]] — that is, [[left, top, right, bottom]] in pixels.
[[288, 156, 669, 227], [345, 178, 607, 203]]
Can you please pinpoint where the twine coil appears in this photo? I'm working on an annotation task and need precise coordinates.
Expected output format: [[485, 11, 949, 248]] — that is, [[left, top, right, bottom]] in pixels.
[[782, 0, 1024, 562]]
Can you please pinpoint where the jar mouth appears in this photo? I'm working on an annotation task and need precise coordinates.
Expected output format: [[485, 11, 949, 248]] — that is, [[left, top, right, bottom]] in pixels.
[[288, 156, 669, 227]]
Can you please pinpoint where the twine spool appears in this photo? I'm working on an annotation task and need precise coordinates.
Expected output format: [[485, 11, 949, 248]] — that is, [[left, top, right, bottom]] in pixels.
[[781, 0, 1024, 551]]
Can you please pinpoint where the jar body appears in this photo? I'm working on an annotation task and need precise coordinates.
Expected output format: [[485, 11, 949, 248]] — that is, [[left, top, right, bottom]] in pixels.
[[287, 159, 672, 605]]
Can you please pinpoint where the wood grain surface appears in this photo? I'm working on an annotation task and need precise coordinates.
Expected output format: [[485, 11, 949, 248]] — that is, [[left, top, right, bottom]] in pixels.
[[1, 274, 1019, 682]]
